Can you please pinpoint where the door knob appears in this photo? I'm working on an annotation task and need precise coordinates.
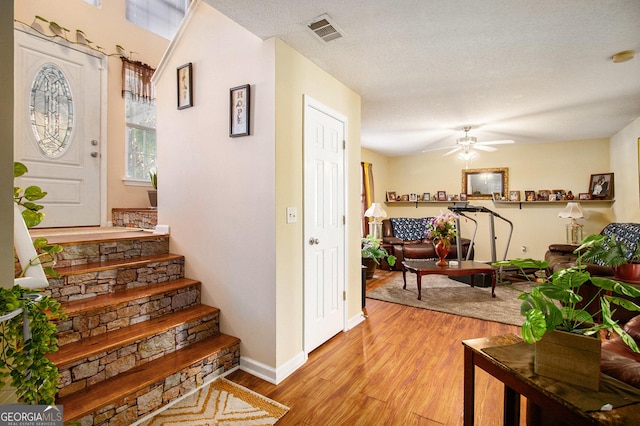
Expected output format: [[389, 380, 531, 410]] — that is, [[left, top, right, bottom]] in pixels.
[[91, 139, 98, 146], [91, 152, 99, 157], [309, 238, 320, 245]]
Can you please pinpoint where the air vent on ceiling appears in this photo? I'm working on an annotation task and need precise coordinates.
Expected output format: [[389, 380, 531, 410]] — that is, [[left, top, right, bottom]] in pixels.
[[307, 14, 344, 42]]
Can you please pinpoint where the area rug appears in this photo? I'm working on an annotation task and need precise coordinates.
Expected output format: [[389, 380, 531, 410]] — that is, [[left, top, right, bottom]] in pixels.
[[367, 273, 534, 326], [138, 377, 289, 425]]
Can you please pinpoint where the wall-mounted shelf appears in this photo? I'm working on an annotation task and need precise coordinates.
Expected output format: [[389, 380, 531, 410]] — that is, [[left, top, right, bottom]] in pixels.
[[493, 199, 615, 209], [385, 201, 468, 208]]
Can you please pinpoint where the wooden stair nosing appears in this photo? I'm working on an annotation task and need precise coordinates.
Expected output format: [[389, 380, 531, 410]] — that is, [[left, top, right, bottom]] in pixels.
[[54, 253, 184, 277], [57, 333, 241, 422], [49, 304, 220, 367], [41, 230, 167, 246], [61, 277, 201, 316]]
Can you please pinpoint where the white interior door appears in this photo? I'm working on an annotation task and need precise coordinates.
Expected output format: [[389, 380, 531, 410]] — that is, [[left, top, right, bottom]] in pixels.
[[303, 97, 346, 353], [14, 28, 104, 227]]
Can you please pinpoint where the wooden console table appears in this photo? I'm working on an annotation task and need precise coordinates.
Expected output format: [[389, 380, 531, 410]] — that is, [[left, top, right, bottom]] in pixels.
[[462, 334, 640, 425]]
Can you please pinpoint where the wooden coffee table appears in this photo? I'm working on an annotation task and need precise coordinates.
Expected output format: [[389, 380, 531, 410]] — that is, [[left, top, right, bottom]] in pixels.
[[402, 260, 496, 300]]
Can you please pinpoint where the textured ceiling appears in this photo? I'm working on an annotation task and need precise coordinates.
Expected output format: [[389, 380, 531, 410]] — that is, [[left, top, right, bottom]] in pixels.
[[205, 0, 640, 156]]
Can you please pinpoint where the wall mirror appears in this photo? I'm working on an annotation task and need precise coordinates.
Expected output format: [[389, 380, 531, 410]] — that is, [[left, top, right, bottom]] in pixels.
[[461, 168, 509, 200]]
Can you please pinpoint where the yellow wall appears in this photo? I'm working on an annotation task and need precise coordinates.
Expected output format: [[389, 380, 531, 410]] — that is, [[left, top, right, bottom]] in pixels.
[[611, 116, 640, 223], [274, 39, 362, 366], [365, 139, 613, 260], [14, 0, 169, 221]]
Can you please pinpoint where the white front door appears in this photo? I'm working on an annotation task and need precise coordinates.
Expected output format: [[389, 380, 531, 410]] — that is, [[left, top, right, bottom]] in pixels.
[[14, 28, 105, 227], [303, 96, 346, 353]]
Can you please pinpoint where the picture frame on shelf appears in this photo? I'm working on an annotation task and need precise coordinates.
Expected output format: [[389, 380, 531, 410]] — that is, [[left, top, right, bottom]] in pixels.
[[525, 190, 536, 201], [460, 193, 467, 201], [230, 84, 250, 137], [401, 194, 410, 201], [549, 193, 557, 201], [589, 173, 614, 199], [409, 193, 418, 202], [422, 192, 430, 201], [537, 190, 550, 201], [509, 191, 520, 201], [177, 63, 193, 110], [386, 191, 397, 201], [492, 192, 503, 201], [552, 189, 566, 200], [437, 191, 447, 201], [579, 192, 592, 200]]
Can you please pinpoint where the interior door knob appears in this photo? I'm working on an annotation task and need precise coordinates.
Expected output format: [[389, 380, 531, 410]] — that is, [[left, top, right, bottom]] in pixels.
[[309, 238, 320, 245], [91, 152, 99, 157]]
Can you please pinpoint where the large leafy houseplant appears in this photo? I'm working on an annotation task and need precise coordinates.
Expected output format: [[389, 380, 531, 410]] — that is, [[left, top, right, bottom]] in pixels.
[[494, 234, 640, 353], [361, 234, 396, 267], [0, 162, 66, 404]]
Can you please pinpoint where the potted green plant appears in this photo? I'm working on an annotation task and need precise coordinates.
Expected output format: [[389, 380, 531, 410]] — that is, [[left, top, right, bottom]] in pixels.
[[494, 235, 640, 390], [1, 162, 66, 404], [581, 234, 640, 283], [148, 170, 157, 207], [361, 234, 396, 279]]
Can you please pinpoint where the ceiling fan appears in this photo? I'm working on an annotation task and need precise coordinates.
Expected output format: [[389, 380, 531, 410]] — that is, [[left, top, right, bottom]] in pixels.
[[442, 126, 515, 158]]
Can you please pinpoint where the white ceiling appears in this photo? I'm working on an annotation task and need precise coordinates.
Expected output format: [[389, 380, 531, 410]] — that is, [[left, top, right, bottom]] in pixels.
[[204, 0, 640, 156]]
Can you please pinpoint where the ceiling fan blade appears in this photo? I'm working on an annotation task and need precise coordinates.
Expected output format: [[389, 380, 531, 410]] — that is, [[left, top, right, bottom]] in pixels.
[[442, 147, 462, 156], [474, 145, 498, 152], [477, 139, 515, 145]]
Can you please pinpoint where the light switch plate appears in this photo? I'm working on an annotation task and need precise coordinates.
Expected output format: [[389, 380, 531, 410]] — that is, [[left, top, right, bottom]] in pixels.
[[286, 207, 297, 224]]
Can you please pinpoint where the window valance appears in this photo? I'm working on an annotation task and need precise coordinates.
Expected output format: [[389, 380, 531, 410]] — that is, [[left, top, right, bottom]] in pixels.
[[121, 57, 156, 102]]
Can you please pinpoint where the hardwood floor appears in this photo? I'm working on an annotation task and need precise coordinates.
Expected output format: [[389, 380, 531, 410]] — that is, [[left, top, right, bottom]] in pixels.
[[227, 270, 525, 425]]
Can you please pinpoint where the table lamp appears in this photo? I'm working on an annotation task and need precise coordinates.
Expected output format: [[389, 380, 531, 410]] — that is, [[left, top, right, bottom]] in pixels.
[[558, 202, 588, 244], [364, 203, 387, 239]]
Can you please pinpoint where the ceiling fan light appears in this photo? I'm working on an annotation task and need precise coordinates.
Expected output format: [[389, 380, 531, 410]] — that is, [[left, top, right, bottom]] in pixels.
[[457, 150, 478, 161], [456, 136, 477, 145]]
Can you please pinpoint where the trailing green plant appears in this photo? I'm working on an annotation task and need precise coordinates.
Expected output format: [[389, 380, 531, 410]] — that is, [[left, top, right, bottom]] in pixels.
[[0, 287, 65, 405], [2, 162, 66, 404], [361, 235, 396, 267], [581, 234, 640, 267], [493, 235, 640, 353]]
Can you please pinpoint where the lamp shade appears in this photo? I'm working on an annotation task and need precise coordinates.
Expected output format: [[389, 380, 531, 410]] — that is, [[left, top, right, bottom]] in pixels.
[[364, 203, 387, 218], [558, 202, 588, 219]]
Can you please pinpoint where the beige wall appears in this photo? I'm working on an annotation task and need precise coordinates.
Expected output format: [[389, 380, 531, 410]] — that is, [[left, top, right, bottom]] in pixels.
[[365, 139, 613, 261], [274, 39, 362, 367], [361, 148, 390, 205], [155, 1, 277, 369], [15, 0, 169, 221], [611, 116, 640, 223]]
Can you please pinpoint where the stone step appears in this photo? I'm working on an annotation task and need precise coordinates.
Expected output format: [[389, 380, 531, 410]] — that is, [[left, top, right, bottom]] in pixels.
[[38, 229, 170, 268], [58, 333, 241, 424], [52, 305, 221, 397], [55, 278, 202, 346], [45, 253, 185, 303]]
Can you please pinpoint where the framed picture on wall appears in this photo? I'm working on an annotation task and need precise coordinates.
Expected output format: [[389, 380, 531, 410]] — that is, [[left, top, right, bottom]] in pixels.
[[230, 84, 250, 137], [386, 191, 397, 201], [422, 192, 430, 201], [589, 173, 614, 199], [437, 191, 447, 201], [409, 192, 418, 202], [177, 63, 193, 110]]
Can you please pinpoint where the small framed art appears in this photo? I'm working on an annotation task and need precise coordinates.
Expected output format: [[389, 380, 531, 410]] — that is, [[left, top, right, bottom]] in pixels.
[[437, 191, 447, 201], [509, 191, 520, 202], [579, 193, 593, 200], [537, 190, 550, 201], [386, 191, 397, 201], [177, 63, 193, 110], [525, 190, 536, 201], [589, 173, 614, 199], [409, 192, 418, 202], [423, 192, 431, 201], [459, 193, 467, 201], [230, 84, 250, 137]]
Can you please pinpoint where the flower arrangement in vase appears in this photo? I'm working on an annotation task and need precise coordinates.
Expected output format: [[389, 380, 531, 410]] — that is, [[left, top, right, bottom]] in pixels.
[[425, 211, 459, 266]]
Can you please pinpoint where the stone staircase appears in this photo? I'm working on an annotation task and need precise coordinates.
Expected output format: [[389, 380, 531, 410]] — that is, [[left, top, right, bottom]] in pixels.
[[36, 228, 240, 425]]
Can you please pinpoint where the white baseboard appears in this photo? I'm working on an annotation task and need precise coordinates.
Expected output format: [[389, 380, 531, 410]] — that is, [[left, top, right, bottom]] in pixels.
[[240, 351, 307, 385], [347, 311, 366, 329]]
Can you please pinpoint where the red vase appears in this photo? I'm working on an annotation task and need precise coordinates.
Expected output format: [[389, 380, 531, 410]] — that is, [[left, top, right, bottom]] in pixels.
[[435, 239, 450, 266]]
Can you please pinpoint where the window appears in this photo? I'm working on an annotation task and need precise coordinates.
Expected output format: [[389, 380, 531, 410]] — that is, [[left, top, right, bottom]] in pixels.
[[126, 0, 190, 40], [122, 58, 156, 183], [125, 95, 156, 181]]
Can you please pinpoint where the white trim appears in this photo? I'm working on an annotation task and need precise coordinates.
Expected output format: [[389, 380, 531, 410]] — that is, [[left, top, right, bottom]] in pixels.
[[239, 351, 306, 385], [347, 312, 366, 330], [123, 178, 154, 187], [152, 0, 202, 84]]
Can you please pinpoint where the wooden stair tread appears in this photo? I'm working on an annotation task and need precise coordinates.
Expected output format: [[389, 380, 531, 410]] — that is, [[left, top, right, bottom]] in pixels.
[[61, 278, 200, 316], [36, 229, 165, 246], [49, 304, 220, 367], [54, 253, 183, 276], [57, 333, 240, 421]]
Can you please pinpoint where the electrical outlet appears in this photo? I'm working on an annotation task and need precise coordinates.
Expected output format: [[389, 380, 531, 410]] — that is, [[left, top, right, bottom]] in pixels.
[[286, 207, 297, 224]]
